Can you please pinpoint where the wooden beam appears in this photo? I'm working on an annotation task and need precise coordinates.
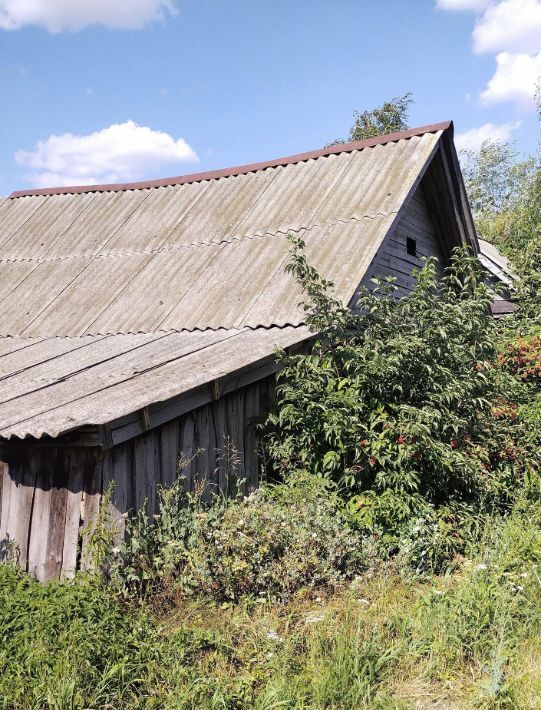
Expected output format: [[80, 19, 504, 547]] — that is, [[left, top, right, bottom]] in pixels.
[[108, 353, 280, 447]]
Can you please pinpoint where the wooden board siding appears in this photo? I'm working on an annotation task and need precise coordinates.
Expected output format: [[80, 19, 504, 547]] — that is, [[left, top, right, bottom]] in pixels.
[[362, 183, 444, 296], [0, 375, 274, 580]]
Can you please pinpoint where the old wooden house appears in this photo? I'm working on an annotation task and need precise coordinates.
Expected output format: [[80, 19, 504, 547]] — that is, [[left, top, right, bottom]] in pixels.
[[0, 121, 477, 580]]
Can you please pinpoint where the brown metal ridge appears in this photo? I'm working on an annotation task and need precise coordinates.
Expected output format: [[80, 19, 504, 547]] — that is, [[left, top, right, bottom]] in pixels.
[[9, 121, 453, 199]]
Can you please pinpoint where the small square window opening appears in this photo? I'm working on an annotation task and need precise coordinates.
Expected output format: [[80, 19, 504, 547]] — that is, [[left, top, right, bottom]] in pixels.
[[406, 237, 416, 257]]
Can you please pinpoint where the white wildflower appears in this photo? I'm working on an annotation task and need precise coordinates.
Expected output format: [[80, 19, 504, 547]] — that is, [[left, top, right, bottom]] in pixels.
[[357, 598, 370, 605], [266, 631, 282, 641], [305, 615, 325, 623], [474, 563, 488, 572]]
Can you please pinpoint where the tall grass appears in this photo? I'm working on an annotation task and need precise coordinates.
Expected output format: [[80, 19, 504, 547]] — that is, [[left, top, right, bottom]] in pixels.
[[1, 501, 541, 708]]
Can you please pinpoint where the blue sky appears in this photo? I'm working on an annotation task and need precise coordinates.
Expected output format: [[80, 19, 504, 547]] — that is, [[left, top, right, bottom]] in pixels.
[[0, 0, 539, 195]]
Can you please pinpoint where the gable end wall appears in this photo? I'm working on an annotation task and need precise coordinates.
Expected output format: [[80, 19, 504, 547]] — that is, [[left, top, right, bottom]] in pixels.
[[361, 182, 444, 297]]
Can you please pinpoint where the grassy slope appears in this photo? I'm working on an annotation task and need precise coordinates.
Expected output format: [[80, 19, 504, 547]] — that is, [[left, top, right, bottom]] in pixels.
[[1, 503, 541, 709]]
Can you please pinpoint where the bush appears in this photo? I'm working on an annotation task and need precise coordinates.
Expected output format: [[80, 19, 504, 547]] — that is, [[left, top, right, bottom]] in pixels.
[[111, 472, 366, 603], [264, 239, 541, 553]]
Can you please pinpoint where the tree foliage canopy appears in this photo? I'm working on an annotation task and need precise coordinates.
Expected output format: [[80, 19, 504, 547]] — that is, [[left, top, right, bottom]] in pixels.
[[265, 238, 541, 548], [329, 92, 413, 146], [461, 88, 540, 266], [461, 141, 540, 257]]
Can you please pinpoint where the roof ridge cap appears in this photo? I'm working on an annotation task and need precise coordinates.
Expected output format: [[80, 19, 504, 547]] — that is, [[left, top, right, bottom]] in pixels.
[[9, 121, 452, 199]]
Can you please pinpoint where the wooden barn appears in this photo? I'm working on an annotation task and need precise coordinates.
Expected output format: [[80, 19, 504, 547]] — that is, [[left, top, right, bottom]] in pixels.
[[0, 121, 478, 580]]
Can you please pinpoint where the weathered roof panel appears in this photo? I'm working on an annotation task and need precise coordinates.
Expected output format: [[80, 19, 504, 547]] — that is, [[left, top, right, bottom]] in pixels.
[[0, 123, 455, 439], [478, 238, 514, 287], [0, 195, 47, 250], [0, 326, 310, 439], [0, 131, 441, 338]]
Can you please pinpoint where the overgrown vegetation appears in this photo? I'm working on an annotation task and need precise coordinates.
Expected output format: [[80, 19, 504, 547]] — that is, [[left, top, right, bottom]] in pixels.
[[460, 86, 540, 314], [3, 239, 541, 707], [3, 500, 541, 708], [462, 141, 539, 257], [2, 94, 541, 708], [110, 472, 365, 603], [265, 242, 541, 568]]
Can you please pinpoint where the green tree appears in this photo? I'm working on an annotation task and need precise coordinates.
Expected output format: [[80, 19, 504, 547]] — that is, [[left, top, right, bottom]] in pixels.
[[461, 83, 540, 260], [461, 141, 539, 256], [329, 92, 413, 145], [265, 237, 539, 545]]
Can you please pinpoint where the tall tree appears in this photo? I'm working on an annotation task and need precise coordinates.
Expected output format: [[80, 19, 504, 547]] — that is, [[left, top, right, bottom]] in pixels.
[[329, 92, 413, 146], [461, 142, 539, 255]]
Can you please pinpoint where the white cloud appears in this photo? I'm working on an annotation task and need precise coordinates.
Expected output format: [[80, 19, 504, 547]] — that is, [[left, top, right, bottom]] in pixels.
[[15, 120, 198, 187], [437, 0, 541, 110], [437, 0, 492, 10], [481, 51, 541, 104], [473, 0, 541, 54], [455, 120, 522, 150], [0, 0, 177, 32]]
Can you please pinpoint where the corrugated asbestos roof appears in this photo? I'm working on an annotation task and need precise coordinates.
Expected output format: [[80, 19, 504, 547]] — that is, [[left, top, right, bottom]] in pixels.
[[0, 326, 310, 439], [0, 123, 449, 440]]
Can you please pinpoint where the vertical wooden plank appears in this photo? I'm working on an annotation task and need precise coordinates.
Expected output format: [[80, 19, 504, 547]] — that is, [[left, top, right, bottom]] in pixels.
[[206, 403, 218, 497], [244, 383, 261, 491], [80, 451, 104, 571], [111, 443, 131, 538], [145, 430, 160, 516], [236, 389, 246, 478], [44, 448, 71, 581], [212, 398, 228, 494], [0, 458, 17, 562], [133, 435, 148, 513], [61, 449, 88, 579], [160, 420, 180, 490], [194, 405, 211, 499], [179, 414, 195, 492], [101, 448, 126, 543], [5, 450, 39, 570], [266, 376, 277, 412], [27, 449, 55, 582], [2, 458, 19, 552], [226, 389, 245, 494], [0, 459, 14, 555]]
